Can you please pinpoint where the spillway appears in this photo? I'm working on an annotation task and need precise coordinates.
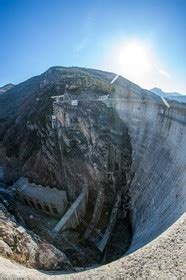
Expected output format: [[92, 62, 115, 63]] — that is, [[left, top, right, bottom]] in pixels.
[[0, 93, 185, 279]]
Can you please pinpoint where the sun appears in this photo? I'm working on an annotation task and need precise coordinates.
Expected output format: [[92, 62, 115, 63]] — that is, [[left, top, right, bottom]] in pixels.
[[118, 41, 152, 77], [103, 39, 168, 89]]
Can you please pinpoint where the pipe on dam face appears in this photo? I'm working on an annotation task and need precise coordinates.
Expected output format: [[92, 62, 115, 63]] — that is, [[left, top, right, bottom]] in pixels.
[[0, 97, 185, 279]]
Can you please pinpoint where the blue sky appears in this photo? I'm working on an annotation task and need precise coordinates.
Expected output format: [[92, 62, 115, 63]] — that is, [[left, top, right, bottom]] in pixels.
[[0, 0, 186, 93]]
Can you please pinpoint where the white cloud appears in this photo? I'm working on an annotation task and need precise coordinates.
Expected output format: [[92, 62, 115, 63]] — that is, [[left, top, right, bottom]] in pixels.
[[159, 69, 171, 79]]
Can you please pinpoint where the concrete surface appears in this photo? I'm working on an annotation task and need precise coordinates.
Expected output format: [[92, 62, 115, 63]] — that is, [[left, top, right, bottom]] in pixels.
[[54, 192, 87, 232], [115, 98, 186, 254]]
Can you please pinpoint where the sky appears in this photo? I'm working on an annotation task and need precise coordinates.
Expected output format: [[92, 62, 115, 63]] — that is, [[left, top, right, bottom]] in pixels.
[[0, 0, 186, 93]]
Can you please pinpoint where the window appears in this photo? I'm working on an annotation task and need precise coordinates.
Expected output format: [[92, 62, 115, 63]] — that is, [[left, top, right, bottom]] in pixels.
[[52, 207, 58, 215], [115, 162, 119, 171], [29, 199, 35, 208], [44, 204, 50, 212], [24, 198, 28, 205], [36, 202, 42, 210]]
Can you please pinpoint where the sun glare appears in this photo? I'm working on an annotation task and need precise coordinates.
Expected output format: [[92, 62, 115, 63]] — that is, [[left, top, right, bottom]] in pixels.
[[104, 39, 161, 88], [118, 41, 152, 76]]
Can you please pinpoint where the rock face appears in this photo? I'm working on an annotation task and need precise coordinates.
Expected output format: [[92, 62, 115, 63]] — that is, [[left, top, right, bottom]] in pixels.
[[0, 66, 133, 269], [0, 203, 72, 270], [0, 67, 132, 204]]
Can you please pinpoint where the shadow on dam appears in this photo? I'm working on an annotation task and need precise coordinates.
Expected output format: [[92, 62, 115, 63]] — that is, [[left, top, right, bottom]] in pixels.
[[0, 96, 185, 278]]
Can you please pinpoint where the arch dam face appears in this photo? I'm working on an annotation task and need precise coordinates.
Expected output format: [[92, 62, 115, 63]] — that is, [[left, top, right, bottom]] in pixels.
[[0, 84, 185, 279]]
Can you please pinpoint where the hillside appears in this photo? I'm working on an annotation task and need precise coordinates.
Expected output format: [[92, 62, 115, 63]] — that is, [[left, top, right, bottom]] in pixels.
[[0, 83, 15, 94], [150, 87, 186, 103]]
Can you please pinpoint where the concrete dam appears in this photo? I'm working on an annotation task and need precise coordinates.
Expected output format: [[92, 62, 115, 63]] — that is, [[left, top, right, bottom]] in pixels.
[[0, 87, 185, 279], [115, 97, 185, 255]]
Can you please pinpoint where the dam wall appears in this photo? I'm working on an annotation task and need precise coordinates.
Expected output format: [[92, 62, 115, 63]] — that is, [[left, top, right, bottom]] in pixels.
[[115, 98, 186, 253]]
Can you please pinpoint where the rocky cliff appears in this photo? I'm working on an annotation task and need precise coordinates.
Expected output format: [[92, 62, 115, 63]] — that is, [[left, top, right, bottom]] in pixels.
[[0, 67, 131, 203], [0, 67, 133, 268], [0, 203, 72, 270]]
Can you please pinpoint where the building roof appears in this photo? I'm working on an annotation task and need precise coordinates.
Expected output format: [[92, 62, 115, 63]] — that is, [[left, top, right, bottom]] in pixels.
[[15, 178, 67, 205]]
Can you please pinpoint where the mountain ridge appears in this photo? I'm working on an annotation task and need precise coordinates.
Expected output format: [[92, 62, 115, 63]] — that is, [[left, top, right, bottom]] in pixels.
[[150, 87, 186, 103], [0, 83, 15, 94]]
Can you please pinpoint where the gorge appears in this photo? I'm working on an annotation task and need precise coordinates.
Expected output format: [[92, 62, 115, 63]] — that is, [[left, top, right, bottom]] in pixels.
[[0, 67, 185, 279]]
